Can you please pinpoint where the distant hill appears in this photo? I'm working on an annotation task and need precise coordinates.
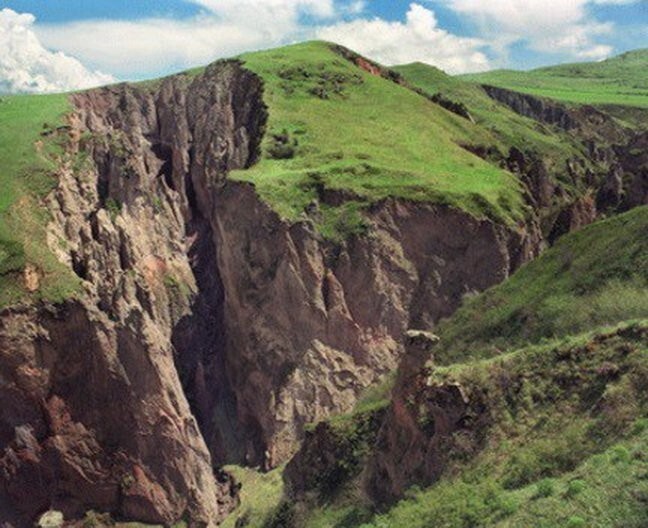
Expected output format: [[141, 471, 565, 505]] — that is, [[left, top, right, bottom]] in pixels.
[[460, 48, 648, 108]]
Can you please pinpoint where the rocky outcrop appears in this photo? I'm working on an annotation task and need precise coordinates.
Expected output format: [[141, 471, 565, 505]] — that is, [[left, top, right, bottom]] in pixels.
[[482, 85, 627, 140], [485, 85, 648, 234], [212, 186, 539, 467], [1, 56, 542, 525], [547, 193, 598, 244], [0, 301, 238, 526], [506, 149, 557, 210], [614, 131, 648, 209], [364, 330, 489, 503], [0, 60, 265, 526], [365, 322, 648, 505]]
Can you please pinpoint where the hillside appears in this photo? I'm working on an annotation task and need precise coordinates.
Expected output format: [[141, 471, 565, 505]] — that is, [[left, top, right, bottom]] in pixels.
[[0, 41, 646, 527], [0, 41, 533, 310], [434, 205, 648, 362], [232, 42, 527, 233], [0, 93, 80, 305], [3, 42, 647, 308], [229, 206, 648, 528], [394, 61, 582, 157], [460, 48, 648, 108]]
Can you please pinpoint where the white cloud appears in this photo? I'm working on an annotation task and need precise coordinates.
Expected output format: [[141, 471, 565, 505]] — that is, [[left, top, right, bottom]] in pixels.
[[36, 0, 335, 79], [317, 3, 491, 73], [37, 16, 268, 79], [0, 8, 114, 94], [189, 0, 335, 20], [344, 1, 367, 15], [428, 0, 627, 60], [4, 0, 637, 90], [35, 0, 490, 80], [590, 0, 642, 4]]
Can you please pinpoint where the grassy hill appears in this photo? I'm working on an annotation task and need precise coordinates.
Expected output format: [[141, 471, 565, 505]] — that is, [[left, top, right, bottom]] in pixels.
[[232, 41, 528, 237], [4, 43, 646, 307], [460, 49, 648, 108], [434, 205, 648, 362], [0, 41, 536, 307], [0, 94, 81, 306], [393, 62, 585, 165]]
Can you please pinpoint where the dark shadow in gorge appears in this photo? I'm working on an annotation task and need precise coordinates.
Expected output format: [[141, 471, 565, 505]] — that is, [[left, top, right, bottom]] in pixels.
[[170, 202, 246, 466]]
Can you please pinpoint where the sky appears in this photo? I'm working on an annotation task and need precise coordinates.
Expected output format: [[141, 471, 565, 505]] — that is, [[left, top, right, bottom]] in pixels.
[[0, 0, 646, 93]]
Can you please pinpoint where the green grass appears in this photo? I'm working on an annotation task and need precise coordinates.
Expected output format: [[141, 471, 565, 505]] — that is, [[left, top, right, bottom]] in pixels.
[[356, 428, 648, 528], [0, 93, 81, 306], [0, 94, 69, 217], [231, 41, 528, 238], [434, 206, 648, 362], [349, 373, 395, 417], [220, 465, 286, 528], [394, 62, 584, 163], [305, 322, 648, 528], [460, 48, 648, 108], [393, 61, 601, 224]]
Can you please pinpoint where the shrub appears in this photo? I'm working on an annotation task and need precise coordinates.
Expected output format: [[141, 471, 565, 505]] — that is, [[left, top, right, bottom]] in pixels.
[[105, 197, 122, 220], [497, 496, 519, 517], [502, 425, 589, 489], [611, 445, 631, 463], [313, 409, 384, 498], [82, 511, 113, 527], [566, 479, 587, 497], [535, 479, 555, 498], [267, 130, 297, 160], [565, 515, 587, 528], [632, 418, 648, 435], [263, 502, 296, 528], [0, 239, 26, 275]]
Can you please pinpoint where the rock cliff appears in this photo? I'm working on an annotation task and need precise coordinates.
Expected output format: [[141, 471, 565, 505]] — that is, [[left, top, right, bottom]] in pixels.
[[1, 58, 543, 525], [483, 84, 648, 225], [1, 60, 265, 526]]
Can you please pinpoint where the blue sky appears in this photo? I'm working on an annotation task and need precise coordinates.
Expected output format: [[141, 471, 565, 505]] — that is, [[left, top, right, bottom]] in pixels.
[[0, 0, 646, 93]]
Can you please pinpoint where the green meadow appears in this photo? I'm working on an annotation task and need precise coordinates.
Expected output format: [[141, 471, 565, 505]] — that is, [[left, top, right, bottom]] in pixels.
[[0, 93, 81, 306], [232, 41, 528, 238], [461, 49, 648, 108]]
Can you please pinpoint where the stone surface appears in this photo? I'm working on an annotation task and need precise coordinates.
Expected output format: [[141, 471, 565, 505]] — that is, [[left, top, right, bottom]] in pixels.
[[36, 511, 63, 528], [0, 60, 264, 527]]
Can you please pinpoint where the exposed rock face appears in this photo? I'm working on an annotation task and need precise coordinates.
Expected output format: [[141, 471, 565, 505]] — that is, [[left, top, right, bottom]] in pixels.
[[1, 58, 542, 524], [482, 85, 626, 138], [596, 165, 625, 212], [547, 193, 598, 244], [282, 331, 440, 503], [614, 131, 648, 209], [0, 60, 264, 526], [212, 188, 539, 466], [364, 330, 489, 503], [485, 84, 648, 238], [0, 302, 238, 526]]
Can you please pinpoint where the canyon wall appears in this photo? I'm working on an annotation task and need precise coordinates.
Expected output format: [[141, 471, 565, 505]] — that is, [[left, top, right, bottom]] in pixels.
[[1, 60, 543, 525], [0, 60, 264, 526]]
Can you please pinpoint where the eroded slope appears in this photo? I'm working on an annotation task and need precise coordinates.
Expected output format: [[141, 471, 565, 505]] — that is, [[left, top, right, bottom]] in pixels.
[[1, 45, 541, 526]]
